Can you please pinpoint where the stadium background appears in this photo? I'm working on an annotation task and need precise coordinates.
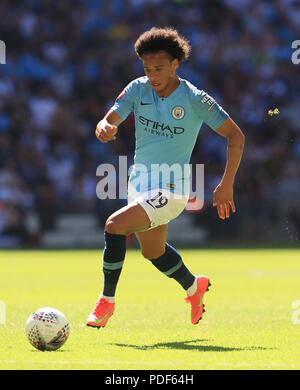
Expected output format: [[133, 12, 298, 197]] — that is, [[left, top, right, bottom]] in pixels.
[[0, 0, 299, 249]]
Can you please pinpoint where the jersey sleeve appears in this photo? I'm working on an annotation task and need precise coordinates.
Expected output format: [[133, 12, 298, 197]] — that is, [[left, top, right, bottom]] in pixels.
[[190, 88, 229, 131], [111, 79, 139, 121]]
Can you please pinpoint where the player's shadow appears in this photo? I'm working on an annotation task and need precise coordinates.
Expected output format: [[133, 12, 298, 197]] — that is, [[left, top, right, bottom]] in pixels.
[[112, 339, 271, 352]]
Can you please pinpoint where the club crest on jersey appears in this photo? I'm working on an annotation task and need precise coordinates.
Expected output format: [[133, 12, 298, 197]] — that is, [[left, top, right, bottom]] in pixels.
[[172, 106, 185, 120]]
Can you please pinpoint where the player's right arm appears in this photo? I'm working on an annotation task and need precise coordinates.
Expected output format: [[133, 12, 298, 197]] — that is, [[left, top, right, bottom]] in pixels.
[[95, 78, 139, 143], [95, 109, 123, 143]]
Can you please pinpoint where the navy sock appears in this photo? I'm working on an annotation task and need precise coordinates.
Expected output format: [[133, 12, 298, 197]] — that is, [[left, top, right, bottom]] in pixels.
[[102, 231, 126, 297], [149, 243, 195, 290]]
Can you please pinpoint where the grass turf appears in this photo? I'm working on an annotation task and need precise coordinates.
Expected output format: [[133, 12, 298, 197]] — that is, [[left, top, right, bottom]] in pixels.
[[0, 248, 300, 370]]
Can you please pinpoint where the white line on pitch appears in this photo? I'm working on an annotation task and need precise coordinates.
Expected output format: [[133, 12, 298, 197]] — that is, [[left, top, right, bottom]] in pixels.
[[0, 360, 298, 368]]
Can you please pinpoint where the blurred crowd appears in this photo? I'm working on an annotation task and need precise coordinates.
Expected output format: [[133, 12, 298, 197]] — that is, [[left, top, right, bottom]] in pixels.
[[0, 0, 299, 247]]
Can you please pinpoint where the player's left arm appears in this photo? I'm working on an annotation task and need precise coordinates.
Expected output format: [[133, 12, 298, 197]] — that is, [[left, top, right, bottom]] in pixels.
[[213, 117, 245, 220]]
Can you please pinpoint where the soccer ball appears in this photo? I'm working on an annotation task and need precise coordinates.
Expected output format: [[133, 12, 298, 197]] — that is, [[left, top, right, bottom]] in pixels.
[[25, 307, 70, 351]]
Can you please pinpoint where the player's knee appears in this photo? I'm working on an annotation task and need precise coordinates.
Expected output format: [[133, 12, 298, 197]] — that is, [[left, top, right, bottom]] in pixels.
[[105, 218, 125, 235], [141, 248, 165, 260]]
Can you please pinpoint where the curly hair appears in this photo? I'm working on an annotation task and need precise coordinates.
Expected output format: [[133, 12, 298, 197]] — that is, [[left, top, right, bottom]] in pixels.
[[134, 27, 191, 62]]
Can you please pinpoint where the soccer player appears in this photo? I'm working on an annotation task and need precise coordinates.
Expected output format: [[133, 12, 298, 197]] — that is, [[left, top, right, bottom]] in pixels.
[[87, 27, 245, 327]]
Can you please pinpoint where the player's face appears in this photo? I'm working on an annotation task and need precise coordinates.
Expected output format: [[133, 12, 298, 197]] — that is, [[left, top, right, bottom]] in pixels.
[[142, 51, 179, 97]]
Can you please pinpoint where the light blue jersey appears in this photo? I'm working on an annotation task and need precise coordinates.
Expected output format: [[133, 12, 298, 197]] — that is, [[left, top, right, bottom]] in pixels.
[[111, 76, 229, 195]]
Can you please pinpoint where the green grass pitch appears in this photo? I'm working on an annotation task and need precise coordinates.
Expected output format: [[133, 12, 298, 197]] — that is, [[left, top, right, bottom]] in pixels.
[[0, 248, 300, 370]]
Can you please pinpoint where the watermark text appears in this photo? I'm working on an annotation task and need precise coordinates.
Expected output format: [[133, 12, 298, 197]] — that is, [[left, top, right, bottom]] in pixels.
[[0, 40, 6, 64], [291, 40, 300, 65], [0, 301, 5, 324], [96, 157, 204, 211], [291, 300, 300, 325]]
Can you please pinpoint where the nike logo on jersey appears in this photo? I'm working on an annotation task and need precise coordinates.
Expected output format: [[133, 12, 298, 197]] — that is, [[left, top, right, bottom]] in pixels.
[[140, 101, 152, 105]]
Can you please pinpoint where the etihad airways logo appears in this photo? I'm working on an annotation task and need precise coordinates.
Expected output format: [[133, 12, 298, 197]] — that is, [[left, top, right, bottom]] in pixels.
[[139, 115, 185, 139]]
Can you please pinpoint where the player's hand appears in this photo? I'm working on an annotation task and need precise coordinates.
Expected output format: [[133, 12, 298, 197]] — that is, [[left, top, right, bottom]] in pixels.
[[213, 183, 236, 220], [95, 120, 118, 143]]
